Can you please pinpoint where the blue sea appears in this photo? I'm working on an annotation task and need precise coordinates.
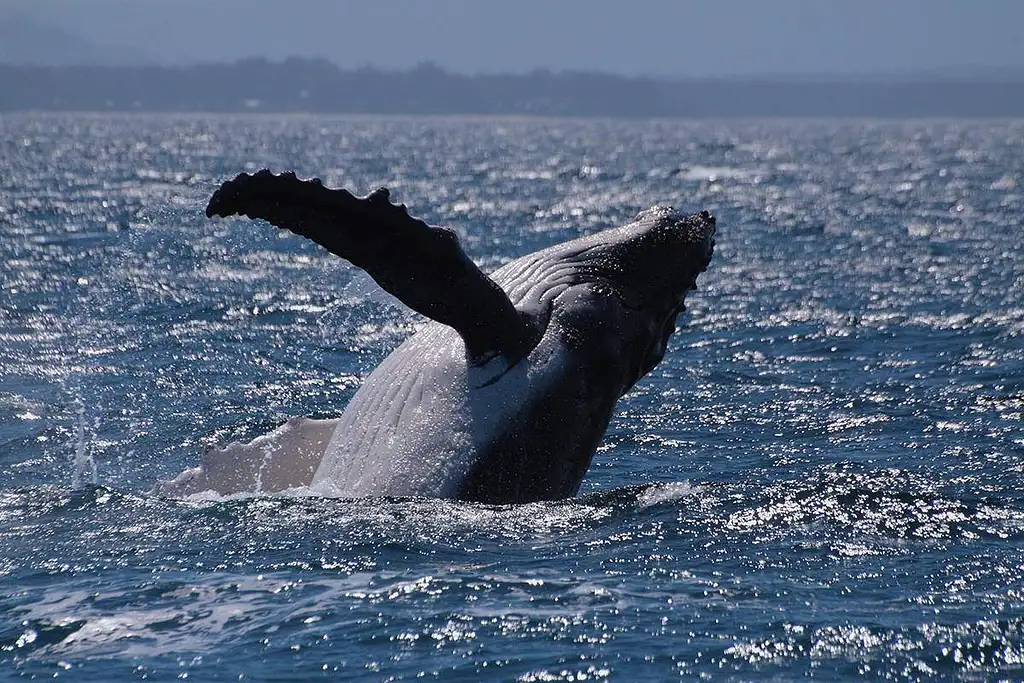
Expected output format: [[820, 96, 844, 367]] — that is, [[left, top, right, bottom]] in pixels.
[[1, 114, 1022, 681]]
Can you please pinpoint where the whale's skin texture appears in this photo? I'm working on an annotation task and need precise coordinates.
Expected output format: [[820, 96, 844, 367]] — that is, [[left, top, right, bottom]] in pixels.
[[157, 174, 715, 503], [312, 210, 715, 502]]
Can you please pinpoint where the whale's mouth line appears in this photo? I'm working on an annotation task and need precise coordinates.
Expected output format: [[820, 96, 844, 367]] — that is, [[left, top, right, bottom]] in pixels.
[[602, 282, 691, 319]]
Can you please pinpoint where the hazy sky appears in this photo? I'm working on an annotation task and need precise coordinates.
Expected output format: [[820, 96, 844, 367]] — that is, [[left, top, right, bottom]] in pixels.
[[5, 0, 1024, 75]]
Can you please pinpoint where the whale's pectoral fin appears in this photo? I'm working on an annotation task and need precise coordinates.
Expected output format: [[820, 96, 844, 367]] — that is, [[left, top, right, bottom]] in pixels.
[[153, 416, 340, 497], [207, 170, 536, 363]]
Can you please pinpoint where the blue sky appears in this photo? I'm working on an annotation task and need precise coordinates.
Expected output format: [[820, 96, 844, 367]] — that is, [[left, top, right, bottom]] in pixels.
[[5, 0, 1024, 75]]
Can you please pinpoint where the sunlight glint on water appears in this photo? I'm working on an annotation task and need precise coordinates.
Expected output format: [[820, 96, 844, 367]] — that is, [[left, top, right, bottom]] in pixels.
[[0, 114, 1022, 681]]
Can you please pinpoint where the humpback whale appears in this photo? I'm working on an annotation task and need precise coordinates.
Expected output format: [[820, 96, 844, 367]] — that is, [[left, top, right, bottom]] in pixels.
[[158, 170, 716, 503]]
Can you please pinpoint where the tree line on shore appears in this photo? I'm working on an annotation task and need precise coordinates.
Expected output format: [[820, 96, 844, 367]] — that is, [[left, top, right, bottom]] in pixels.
[[2, 58, 1022, 117]]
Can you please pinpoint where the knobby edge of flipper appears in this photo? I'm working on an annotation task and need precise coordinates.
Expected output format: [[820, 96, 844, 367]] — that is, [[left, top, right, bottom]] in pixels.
[[206, 170, 541, 365]]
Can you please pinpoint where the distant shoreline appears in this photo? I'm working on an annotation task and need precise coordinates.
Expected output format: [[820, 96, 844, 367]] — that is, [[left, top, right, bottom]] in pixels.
[[3, 59, 1024, 118], [5, 111, 1024, 124]]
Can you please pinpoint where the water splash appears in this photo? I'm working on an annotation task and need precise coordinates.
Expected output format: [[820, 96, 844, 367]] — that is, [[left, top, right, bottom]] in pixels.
[[70, 400, 98, 489]]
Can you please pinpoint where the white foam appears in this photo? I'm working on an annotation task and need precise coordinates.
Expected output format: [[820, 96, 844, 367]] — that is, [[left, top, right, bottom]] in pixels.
[[636, 481, 699, 509]]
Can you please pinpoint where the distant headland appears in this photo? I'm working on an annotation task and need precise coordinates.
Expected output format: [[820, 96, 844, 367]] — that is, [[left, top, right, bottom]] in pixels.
[[2, 58, 1023, 117]]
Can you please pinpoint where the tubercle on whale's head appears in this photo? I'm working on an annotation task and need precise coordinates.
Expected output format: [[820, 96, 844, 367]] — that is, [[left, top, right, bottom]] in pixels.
[[585, 206, 716, 309], [554, 206, 716, 394], [619, 207, 716, 385]]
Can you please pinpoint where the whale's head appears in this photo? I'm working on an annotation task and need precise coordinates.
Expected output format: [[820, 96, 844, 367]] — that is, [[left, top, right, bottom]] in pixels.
[[507, 206, 716, 397]]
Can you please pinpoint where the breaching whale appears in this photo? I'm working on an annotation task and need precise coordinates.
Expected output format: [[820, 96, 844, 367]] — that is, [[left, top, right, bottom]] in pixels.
[[158, 170, 716, 503]]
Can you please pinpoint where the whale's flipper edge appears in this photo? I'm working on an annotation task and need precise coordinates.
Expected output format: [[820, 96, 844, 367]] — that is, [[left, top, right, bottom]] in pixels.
[[207, 170, 536, 363]]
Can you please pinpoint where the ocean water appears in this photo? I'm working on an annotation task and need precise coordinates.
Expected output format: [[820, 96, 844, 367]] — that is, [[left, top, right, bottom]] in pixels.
[[0, 114, 1022, 681]]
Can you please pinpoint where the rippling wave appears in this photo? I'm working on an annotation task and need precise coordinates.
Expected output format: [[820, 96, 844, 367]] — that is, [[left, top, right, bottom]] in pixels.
[[1, 114, 1023, 680]]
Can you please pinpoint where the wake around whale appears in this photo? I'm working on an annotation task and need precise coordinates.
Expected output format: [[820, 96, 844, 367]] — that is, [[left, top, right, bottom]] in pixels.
[[156, 170, 716, 503]]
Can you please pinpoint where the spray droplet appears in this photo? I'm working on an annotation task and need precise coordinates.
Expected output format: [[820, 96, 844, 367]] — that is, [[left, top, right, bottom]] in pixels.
[[72, 400, 98, 489]]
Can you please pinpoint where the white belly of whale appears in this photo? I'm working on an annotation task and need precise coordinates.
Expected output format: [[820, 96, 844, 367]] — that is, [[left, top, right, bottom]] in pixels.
[[310, 323, 565, 498], [152, 324, 566, 500]]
